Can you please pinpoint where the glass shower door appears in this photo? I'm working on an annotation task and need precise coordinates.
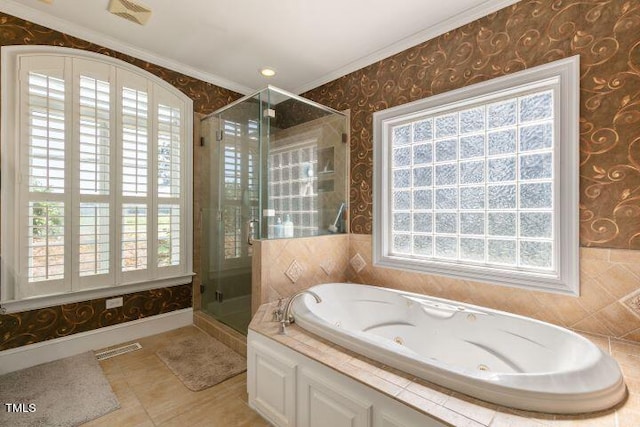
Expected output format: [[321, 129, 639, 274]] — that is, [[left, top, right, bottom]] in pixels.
[[208, 99, 261, 334], [199, 86, 347, 335]]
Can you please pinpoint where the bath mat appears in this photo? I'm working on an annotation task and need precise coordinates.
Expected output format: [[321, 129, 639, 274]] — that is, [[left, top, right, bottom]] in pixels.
[[0, 351, 120, 427], [156, 334, 246, 391]]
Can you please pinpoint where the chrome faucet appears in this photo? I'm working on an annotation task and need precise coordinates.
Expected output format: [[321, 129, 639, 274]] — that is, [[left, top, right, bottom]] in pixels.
[[277, 290, 322, 334], [272, 298, 284, 322]]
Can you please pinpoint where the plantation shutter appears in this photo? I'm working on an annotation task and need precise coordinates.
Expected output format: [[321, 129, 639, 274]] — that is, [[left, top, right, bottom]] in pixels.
[[118, 69, 151, 284], [2, 47, 193, 309], [156, 86, 185, 275], [19, 56, 70, 299], [74, 59, 115, 289]]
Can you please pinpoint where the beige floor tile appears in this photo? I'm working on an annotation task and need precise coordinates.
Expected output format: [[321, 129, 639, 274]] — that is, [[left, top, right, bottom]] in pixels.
[[98, 357, 124, 378], [131, 366, 249, 424], [84, 327, 262, 427], [81, 404, 154, 427], [159, 397, 268, 427], [130, 375, 205, 424], [116, 348, 166, 369], [107, 375, 143, 410], [107, 345, 158, 368]]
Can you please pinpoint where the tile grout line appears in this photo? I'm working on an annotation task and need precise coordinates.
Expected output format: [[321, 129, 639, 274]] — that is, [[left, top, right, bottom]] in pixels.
[[114, 351, 160, 426]]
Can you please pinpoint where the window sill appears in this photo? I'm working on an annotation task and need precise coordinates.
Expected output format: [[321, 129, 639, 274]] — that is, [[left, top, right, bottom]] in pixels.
[[374, 254, 578, 296], [0, 273, 195, 314]]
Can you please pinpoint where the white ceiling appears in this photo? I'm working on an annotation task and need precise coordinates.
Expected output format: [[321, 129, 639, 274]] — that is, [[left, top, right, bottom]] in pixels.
[[1, 0, 519, 95]]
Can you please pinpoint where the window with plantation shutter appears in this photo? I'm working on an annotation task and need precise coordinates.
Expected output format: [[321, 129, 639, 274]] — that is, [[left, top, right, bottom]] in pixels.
[[1, 47, 193, 312], [76, 61, 113, 289], [156, 91, 184, 272], [26, 67, 67, 288]]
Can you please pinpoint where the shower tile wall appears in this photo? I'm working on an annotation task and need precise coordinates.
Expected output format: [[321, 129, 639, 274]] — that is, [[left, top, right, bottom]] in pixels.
[[251, 235, 349, 313], [349, 234, 640, 343]]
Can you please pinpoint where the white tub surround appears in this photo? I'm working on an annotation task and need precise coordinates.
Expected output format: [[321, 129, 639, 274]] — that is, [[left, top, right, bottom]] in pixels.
[[290, 283, 626, 414]]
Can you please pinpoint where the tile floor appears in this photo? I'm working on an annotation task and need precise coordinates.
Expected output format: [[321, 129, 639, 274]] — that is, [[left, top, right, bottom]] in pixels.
[[82, 326, 269, 427]]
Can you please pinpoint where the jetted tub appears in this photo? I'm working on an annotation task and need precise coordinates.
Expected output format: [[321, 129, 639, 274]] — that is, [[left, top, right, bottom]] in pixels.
[[291, 283, 626, 414]]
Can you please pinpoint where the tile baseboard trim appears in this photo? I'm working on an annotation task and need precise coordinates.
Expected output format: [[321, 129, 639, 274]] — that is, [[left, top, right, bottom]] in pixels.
[[0, 308, 193, 375], [194, 310, 247, 357]]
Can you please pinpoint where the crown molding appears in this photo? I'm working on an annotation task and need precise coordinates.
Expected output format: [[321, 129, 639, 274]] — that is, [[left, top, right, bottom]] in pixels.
[[292, 0, 521, 95], [0, 0, 255, 95]]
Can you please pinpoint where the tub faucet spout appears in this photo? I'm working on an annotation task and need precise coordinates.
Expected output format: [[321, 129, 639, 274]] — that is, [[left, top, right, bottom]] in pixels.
[[279, 290, 322, 335], [272, 298, 284, 322]]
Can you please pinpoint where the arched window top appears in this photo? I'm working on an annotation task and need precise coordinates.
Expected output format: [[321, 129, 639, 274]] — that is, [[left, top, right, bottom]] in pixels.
[[1, 45, 192, 106]]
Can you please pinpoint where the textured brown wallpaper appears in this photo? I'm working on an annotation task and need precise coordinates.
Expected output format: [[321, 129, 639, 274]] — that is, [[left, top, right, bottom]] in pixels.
[[0, 12, 241, 350], [0, 285, 192, 351], [303, 0, 640, 249]]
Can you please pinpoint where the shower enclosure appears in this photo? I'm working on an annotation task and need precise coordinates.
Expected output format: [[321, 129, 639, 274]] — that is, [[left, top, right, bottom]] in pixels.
[[199, 86, 348, 334]]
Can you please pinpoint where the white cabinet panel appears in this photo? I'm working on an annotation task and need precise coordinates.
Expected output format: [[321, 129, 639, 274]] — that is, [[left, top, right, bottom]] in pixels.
[[378, 413, 406, 427], [248, 339, 296, 426], [376, 408, 442, 427], [298, 368, 372, 427], [248, 331, 444, 427]]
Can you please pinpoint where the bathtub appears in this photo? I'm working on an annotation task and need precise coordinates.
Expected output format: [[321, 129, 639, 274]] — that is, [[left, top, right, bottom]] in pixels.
[[291, 283, 626, 414]]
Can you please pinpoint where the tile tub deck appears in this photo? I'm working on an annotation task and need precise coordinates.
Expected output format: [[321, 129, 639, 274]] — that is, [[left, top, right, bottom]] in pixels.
[[250, 301, 640, 427]]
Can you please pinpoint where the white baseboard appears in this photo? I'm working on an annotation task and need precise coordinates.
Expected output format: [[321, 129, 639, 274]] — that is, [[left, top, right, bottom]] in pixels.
[[0, 308, 193, 374]]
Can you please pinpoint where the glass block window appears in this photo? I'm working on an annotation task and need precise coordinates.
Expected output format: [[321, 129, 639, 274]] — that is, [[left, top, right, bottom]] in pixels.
[[390, 89, 555, 270], [374, 57, 579, 295]]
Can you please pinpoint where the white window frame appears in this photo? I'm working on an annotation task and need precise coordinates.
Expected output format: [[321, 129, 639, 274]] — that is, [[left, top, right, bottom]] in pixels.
[[373, 56, 580, 295], [1, 46, 194, 313]]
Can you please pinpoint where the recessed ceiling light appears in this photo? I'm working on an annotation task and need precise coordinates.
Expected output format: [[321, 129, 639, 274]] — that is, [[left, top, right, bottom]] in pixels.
[[260, 68, 276, 77]]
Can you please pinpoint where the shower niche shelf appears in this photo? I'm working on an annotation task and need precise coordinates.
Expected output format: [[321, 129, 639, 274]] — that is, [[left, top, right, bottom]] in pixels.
[[318, 147, 335, 174]]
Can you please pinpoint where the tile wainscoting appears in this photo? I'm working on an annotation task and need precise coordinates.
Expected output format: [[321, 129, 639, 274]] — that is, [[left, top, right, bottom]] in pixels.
[[251, 234, 349, 314], [349, 234, 640, 343], [249, 233, 640, 343]]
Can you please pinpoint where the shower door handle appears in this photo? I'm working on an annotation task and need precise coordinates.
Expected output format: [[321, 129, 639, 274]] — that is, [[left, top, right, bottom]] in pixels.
[[247, 219, 259, 246]]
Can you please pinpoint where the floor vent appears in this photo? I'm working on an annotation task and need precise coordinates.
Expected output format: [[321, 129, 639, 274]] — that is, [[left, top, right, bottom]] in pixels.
[[95, 342, 142, 361]]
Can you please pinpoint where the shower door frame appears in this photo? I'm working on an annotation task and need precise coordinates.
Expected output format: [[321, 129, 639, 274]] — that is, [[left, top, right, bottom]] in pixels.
[[200, 85, 347, 334]]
